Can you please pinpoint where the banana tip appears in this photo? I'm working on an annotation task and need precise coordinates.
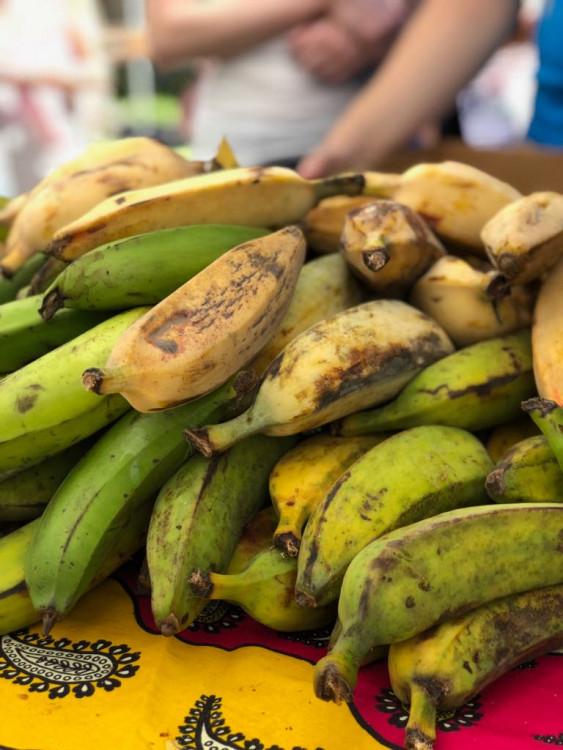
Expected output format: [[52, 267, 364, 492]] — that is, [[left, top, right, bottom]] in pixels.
[[274, 532, 300, 558], [39, 288, 64, 321], [184, 427, 215, 457], [160, 615, 180, 637], [521, 397, 558, 417], [82, 368, 106, 395], [295, 589, 317, 608], [41, 608, 61, 636], [363, 247, 389, 272], [405, 728, 436, 750], [314, 659, 353, 704], [189, 569, 213, 598]]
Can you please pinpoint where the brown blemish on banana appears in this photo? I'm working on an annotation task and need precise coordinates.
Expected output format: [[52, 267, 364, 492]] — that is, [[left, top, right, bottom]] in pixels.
[[16, 394, 37, 413]]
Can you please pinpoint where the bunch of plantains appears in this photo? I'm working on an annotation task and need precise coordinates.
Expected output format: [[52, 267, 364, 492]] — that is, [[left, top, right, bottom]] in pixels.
[[1, 139, 562, 750]]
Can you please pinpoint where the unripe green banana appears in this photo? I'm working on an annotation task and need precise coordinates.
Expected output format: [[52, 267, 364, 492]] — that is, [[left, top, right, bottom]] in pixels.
[[336, 329, 535, 436], [522, 397, 563, 472], [389, 584, 563, 750], [0, 440, 92, 521], [190, 546, 337, 632], [24, 372, 250, 635], [0, 294, 110, 371], [296, 425, 493, 607], [0, 307, 147, 474], [185, 299, 454, 456], [27, 257, 67, 296], [39, 224, 269, 319], [313, 503, 563, 705], [485, 435, 563, 503], [1, 499, 152, 636], [228, 506, 279, 573], [147, 434, 296, 636], [0, 253, 45, 305]]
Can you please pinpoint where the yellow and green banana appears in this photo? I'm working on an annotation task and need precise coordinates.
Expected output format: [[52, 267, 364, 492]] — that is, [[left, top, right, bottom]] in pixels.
[[485, 434, 563, 503], [24, 373, 250, 634], [40, 224, 269, 319], [336, 329, 535, 436], [185, 299, 454, 456], [269, 433, 388, 557], [296, 425, 493, 608], [190, 545, 337, 632], [147, 434, 296, 636], [0, 307, 147, 474], [314, 503, 563, 705], [389, 584, 563, 750]]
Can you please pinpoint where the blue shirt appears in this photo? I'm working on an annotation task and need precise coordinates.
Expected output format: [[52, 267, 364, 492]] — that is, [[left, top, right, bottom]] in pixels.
[[528, 0, 563, 146]]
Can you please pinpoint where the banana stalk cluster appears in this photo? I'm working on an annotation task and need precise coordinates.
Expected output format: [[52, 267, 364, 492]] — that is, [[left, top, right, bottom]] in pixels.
[[1, 139, 562, 750]]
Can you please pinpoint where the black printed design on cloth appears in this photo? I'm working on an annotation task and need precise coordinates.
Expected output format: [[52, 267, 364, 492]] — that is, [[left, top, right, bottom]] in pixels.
[[0, 629, 139, 699], [188, 601, 245, 634], [534, 733, 563, 746], [176, 694, 325, 750], [375, 687, 484, 733], [276, 625, 333, 649]]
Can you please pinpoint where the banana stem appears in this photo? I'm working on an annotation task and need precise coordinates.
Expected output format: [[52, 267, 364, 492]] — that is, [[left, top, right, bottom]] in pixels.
[[313, 174, 365, 202], [184, 407, 265, 457], [39, 288, 65, 321], [405, 684, 438, 750], [313, 646, 359, 704], [273, 512, 309, 557], [82, 366, 128, 396], [521, 397, 563, 471]]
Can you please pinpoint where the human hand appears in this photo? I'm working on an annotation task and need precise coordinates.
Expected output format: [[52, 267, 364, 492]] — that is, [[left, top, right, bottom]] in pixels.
[[288, 18, 374, 84]]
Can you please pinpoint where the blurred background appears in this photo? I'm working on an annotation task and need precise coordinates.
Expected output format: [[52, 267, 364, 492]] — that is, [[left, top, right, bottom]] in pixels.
[[0, 0, 546, 195]]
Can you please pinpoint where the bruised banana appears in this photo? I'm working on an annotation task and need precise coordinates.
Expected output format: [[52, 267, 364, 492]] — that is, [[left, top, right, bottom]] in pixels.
[[0, 307, 147, 474], [0, 253, 45, 305], [340, 200, 445, 297], [0, 136, 229, 276], [391, 160, 521, 252], [296, 425, 493, 608], [531, 255, 563, 406], [27, 257, 67, 296], [0, 294, 110, 372], [389, 584, 563, 750], [0, 439, 93, 521], [185, 299, 454, 456], [82, 227, 306, 412], [409, 255, 533, 347], [249, 253, 364, 377], [481, 191, 563, 287], [314, 503, 563, 704], [269, 433, 385, 557], [1, 496, 153, 637], [40, 224, 269, 319], [302, 195, 380, 254], [485, 435, 563, 504], [45, 166, 365, 263], [190, 545, 337, 632], [336, 329, 535, 436], [147, 434, 296, 635], [24, 373, 249, 634]]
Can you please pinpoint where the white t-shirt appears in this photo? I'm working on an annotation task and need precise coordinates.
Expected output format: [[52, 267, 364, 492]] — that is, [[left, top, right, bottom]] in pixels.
[[189, 37, 368, 167]]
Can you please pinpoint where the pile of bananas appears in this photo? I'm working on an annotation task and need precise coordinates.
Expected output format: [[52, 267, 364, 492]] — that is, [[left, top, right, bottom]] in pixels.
[[1, 137, 563, 750]]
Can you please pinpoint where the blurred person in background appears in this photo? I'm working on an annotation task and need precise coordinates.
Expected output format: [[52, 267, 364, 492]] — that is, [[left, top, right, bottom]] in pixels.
[[145, 0, 425, 168], [0, 0, 114, 195], [297, 0, 562, 177]]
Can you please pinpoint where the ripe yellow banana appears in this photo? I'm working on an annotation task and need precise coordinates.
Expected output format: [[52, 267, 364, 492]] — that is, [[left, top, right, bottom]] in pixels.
[[185, 299, 454, 456], [296, 425, 493, 607], [303, 195, 380, 254], [249, 252, 364, 377], [45, 167, 365, 263], [82, 227, 306, 412], [314, 503, 563, 705], [269, 433, 385, 557], [340, 200, 445, 297], [0, 136, 214, 277], [485, 435, 563, 503], [531, 255, 563, 406], [0, 192, 28, 227], [388, 585, 563, 750], [481, 191, 563, 286], [392, 161, 521, 252], [409, 255, 533, 347], [190, 545, 337, 632]]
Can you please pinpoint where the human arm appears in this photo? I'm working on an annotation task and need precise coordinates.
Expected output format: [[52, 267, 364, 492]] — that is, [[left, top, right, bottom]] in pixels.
[[145, 0, 328, 70], [297, 0, 520, 176]]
